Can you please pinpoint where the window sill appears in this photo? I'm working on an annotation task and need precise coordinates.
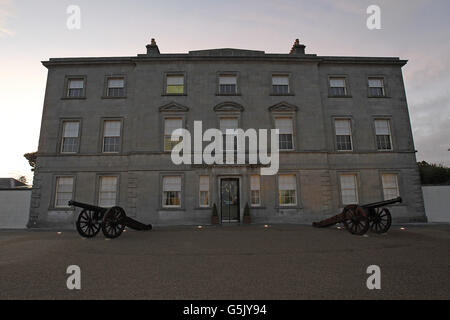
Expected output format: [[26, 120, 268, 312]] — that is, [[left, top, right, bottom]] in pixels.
[[270, 93, 294, 96], [162, 93, 187, 96], [216, 93, 241, 96], [250, 206, 266, 209], [328, 95, 352, 98], [368, 95, 390, 99], [61, 97, 86, 100], [101, 96, 127, 99], [159, 207, 185, 211], [48, 207, 75, 211], [275, 205, 302, 210], [195, 207, 212, 210]]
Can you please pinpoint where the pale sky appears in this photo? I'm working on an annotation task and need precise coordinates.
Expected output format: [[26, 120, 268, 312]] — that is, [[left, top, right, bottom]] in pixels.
[[1, 0, 449, 183]]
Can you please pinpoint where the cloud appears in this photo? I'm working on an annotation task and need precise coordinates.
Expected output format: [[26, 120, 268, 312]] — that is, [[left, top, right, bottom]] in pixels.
[[0, 0, 13, 37]]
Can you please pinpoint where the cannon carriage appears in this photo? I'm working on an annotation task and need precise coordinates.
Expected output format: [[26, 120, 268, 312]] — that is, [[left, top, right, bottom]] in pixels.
[[68, 200, 152, 239], [313, 197, 401, 236]]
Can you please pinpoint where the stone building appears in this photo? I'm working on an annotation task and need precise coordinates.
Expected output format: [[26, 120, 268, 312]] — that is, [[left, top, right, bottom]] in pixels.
[[29, 39, 426, 228]]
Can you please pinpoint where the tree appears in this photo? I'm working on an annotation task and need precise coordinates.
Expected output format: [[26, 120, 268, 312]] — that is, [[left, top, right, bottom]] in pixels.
[[24, 152, 37, 172], [18, 176, 28, 184], [417, 161, 450, 185]]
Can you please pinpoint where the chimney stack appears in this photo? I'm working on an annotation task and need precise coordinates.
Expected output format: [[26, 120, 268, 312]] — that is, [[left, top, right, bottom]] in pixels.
[[146, 38, 160, 55], [290, 39, 306, 55]]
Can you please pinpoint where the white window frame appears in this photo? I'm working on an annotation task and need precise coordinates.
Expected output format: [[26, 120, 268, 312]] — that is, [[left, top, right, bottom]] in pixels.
[[166, 74, 185, 94], [162, 176, 182, 208], [374, 119, 393, 151], [275, 117, 294, 151], [340, 174, 359, 205], [334, 119, 353, 152], [54, 176, 74, 208], [107, 77, 125, 97], [219, 75, 238, 94], [67, 78, 85, 98], [382, 174, 400, 200], [98, 176, 118, 208], [368, 78, 386, 97], [199, 176, 210, 208], [278, 174, 297, 207], [61, 121, 80, 154], [272, 75, 290, 95], [250, 175, 261, 207], [164, 118, 183, 152], [329, 77, 347, 96], [102, 120, 121, 153]]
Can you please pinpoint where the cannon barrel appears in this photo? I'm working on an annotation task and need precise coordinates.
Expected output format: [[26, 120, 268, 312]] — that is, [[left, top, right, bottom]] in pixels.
[[68, 200, 107, 212], [361, 197, 402, 209]]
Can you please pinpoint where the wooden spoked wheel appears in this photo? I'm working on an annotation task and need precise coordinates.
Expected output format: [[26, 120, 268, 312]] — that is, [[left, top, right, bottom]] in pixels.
[[343, 205, 370, 236], [76, 209, 101, 238], [370, 208, 392, 234], [101, 206, 126, 239]]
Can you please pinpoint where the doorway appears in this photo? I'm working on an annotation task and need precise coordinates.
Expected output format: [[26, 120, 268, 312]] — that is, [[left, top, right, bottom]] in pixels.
[[220, 178, 240, 223]]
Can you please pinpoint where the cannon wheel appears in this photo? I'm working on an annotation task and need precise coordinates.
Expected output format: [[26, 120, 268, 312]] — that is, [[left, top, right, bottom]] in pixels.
[[101, 206, 126, 239], [370, 208, 392, 234], [343, 205, 370, 236], [76, 209, 101, 238]]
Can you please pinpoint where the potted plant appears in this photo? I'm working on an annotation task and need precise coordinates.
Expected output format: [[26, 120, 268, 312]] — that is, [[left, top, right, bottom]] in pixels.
[[243, 202, 251, 224], [211, 203, 219, 225]]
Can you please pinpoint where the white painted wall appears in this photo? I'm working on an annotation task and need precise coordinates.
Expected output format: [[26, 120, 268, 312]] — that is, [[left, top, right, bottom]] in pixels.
[[0, 190, 31, 229], [422, 186, 450, 223]]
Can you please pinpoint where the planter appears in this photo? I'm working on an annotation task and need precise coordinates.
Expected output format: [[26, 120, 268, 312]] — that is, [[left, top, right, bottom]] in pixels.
[[211, 215, 219, 225], [243, 215, 251, 224]]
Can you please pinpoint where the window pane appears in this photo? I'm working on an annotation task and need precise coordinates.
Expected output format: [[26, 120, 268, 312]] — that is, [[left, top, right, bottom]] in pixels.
[[369, 79, 383, 88], [336, 135, 352, 151], [200, 191, 209, 206], [69, 80, 84, 89], [103, 137, 120, 152], [275, 118, 293, 134], [219, 76, 237, 85], [375, 120, 390, 135], [167, 76, 184, 86], [340, 175, 358, 205], [382, 174, 399, 200], [251, 190, 261, 206], [99, 177, 117, 207], [272, 76, 289, 86], [104, 121, 121, 137], [63, 122, 79, 137], [273, 85, 289, 95], [108, 79, 124, 88], [62, 137, 78, 153], [250, 175, 260, 191], [164, 118, 183, 135], [330, 78, 345, 88], [335, 120, 351, 135], [55, 177, 74, 207], [219, 84, 236, 94], [163, 191, 181, 206], [279, 134, 293, 150], [163, 176, 181, 191]]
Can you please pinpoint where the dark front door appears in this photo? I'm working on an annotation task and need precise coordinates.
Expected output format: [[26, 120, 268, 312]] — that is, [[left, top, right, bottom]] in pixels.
[[220, 178, 240, 223]]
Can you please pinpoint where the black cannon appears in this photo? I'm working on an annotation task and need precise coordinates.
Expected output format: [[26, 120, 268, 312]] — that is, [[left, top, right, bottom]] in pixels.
[[68, 200, 152, 239], [313, 197, 402, 236]]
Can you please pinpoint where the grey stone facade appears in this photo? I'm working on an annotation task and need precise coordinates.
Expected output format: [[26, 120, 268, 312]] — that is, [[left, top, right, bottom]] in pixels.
[[29, 39, 426, 229]]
